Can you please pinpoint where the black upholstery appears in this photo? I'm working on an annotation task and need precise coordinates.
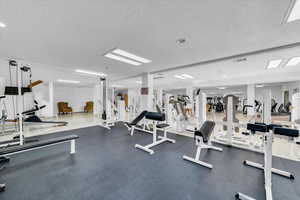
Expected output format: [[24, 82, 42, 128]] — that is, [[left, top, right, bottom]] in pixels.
[[0, 135, 79, 156], [130, 110, 148, 126], [22, 105, 46, 115], [145, 112, 165, 121], [156, 123, 169, 129], [266, 124, 282, 131], [247, 123, 268, 133], [273, 127, 299, 138], [195, 121, 215, 143], [254, 123, 282, 132]]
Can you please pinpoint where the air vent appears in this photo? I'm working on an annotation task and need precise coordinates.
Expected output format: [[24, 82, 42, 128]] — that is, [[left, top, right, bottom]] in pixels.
[[154, 76, 165, 80], [235, 58, 247, 62]]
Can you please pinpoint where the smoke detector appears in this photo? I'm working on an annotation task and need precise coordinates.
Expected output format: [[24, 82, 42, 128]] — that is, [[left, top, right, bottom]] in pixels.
[[176, 38, 186, 44]]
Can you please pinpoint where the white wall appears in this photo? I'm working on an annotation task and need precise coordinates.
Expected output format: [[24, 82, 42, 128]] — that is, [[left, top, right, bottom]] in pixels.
[[53, 85, 94, 114]]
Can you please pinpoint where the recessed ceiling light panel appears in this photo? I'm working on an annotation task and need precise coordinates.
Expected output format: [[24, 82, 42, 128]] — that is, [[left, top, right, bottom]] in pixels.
[[256, 84, 264, 88], [0, 22, 6, 28], [181, 74, 194, 79], [287, 0, 300, 23], [286, 57, 300, 66], [57, 79, 80, 84], [174, 75, 186, 79], [76, 69, 107, 76], [217, 87, 226, 90], [112, 49, 151, 63], [105, 53, 142, 66], [266, 59, 282, 69]]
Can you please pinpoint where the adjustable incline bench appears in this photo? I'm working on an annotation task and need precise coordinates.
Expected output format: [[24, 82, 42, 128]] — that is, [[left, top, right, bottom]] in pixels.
[[135, 112, 176, 155], [0, 134, 79, 192], [183, 121, 222, 169], [124, 110, 148, 136]]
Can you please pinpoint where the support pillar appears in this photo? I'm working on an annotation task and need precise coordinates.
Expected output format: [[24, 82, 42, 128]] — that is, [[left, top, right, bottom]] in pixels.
[[247, 84, 255, 117], [156, 88, 163, 108], [48, 81, 54, 117], [140, 73, 153, 112], [93, 81, 101, 116]]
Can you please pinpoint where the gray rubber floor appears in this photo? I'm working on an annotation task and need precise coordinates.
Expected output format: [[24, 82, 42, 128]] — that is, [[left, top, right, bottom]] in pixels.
[[0, 123, 299, 200]]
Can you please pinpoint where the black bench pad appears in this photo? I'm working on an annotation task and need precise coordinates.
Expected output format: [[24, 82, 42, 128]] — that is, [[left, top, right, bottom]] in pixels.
[[145, 112, 165, 121], [273, 128, 299, 138], [247, 123, 268, 133], [130, 110, 148, 125], [156, 123, 169, 129], [0, 135, 79, 156]]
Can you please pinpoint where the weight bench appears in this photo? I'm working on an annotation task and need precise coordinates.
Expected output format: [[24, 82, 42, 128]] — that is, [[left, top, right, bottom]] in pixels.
[[124, 110, 148, 136], [236, 123, 299, 200], [0, 134, 79, 192], [135, 112, 176, 155], [183, 121, 222, 169]]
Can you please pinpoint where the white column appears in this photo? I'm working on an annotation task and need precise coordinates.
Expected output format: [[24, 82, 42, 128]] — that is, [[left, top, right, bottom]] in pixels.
[[164, 93, 172, 124], [186, 87, 194, 115], [93, 81, 101, 116], [48, 81, 54, 117], [292, 93, 300, 122], [263, 89, 272, 124], [247, 84, 255, 116], [185, 87, 194, 99], [156, 88, 163, 107], [17, 65, 23, 145], [196, 93, 207, 127], [140, 73, 153, 111]]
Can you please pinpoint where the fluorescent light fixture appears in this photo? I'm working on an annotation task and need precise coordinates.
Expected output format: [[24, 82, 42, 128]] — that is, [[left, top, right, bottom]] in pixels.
[[76, 69, 107, 76], [174, 75, 186, 80], [111, 84, 123, 88], [112, 49, 151, 63], [181, 74, 194, 79], [231, 92, 243, 95], [286, 57, 300, 66], [0, 22, 6, 28], [136, 81, 142, 84], [287, 0, 300, 23], [266, 59, 282, 69], [256, 84, 264, 88], [104, 53, 141, 66], [57, 79, 80, 84], [217, 87, 226, 90]]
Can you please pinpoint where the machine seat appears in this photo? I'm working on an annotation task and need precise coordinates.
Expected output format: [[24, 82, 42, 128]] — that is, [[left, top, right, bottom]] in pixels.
[[273, 127, 299, 138], [156, 123, 169, 129], [195, 121, 215, 143], [145, 112, 165, 121]]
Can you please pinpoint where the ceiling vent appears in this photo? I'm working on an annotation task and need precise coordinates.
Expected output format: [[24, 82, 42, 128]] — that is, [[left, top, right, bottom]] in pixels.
[[235, 57, 247, 62]]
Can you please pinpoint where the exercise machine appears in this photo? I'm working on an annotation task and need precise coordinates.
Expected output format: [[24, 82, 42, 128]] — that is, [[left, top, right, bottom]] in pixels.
[[124, 110, 148, 136], [135, 112, 176, 155], [235, 123, 299, 200], [214, 94, 263, 152], [22, 102, 68, 126], [183, 120, 222, 169], [0, 96, 7, 135]]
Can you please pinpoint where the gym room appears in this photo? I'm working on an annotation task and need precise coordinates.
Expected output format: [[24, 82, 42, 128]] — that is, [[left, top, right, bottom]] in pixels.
[[0, 1, 300, 200]]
